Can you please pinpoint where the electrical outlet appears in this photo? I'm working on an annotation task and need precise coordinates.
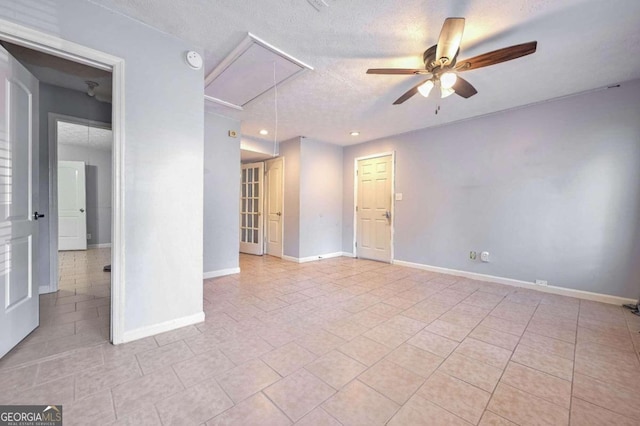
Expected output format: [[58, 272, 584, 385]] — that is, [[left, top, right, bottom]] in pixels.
[[535, 279, 548, 286], [480, 251, 490, 262], [87, 233, 92, 240], [469, 251, 477, 260]]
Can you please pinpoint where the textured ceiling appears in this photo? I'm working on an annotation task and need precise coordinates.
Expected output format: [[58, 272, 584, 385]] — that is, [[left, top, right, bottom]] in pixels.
[[99, 0, 640, 146], [58, 122, 113, 151]]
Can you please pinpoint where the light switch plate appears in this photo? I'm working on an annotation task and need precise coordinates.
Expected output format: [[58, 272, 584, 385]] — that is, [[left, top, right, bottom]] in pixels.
[[395, 193, 403, 201]]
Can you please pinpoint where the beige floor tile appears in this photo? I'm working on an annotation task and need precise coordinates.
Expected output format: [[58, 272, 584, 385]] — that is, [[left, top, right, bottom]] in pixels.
[[468, 326, 520, 351], [323, 319, 369, 340], [425, 319, 473, 342], [573, 373, 640, 419], [367, 302, 403, 318], [570, 397, 637, 426], [108, 407, 162, 425], [488, 383, 568, 426], [136, 340, 194, 374], [490, 302, 536, 323], [322, 380, 399, 425], [511, 344, 573, 381], [479, 411, 517, 425], [337, 335, 390, 366], [153, 324, 201, 346], [501, 362, 571, 408], [575, 341, 639, 369], [363, 323, 412, 348], [75, 356, 141, 396], [439, 353, 503, 392], [11, 375, 75, 405], [479, 316, 527, 336], [64, 390, 115, 426], [261, 342, 317, 376], [417, 371, 490, 424], [463, 291, 504, 310], [112, 368, 184, 418], [172, 349, 235, 387], [296, 330, 347, 356], [207, 392, 291, 426], [294, 407, 341, 426], [0, 363, 38, 393], [384, 343, 444, 378], [36, 346, 104, 384], [454, 338, 512, 370], [264, 369, 335, 421], [304, 350, 367, 390], [216, 358, 281, 403], [526, 321, 576, 344], [407, 330, 459, 358], [384, 314, 428, 334], [359, 358, 425, 404], [388, 394, 472, 426], [218, 334, 274, 364], [519, 331, 575, 360], [155, 379, 233, 426], [574, 353, 640, 393]]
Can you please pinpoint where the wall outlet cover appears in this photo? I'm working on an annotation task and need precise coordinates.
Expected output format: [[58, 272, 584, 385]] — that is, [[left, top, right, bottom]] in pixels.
[[87, 233, 92, 240], [535, 279, 548, 286], [395, 193, 403, 201], [228, 130, 238, 138], [480, 251, 490, 262]]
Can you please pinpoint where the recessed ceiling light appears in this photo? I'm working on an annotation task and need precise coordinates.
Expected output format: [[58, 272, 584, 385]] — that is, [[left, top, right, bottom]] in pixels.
[[350, 131, 360, 136], [259, 129, 269, 135]]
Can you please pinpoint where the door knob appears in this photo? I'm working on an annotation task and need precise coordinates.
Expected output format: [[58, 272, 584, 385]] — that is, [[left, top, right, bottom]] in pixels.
[[384, 210, 391, 219], [33, 212, 45, 220], [276, 212, 282, 216], [80, 208, 85, 213]]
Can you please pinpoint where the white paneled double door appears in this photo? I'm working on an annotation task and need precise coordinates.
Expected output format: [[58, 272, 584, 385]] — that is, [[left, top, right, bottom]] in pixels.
[[240, 162, 264, 255]]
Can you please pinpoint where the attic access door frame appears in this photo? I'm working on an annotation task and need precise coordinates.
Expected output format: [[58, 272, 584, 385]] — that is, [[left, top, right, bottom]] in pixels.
[[0, 18, 127, 344]]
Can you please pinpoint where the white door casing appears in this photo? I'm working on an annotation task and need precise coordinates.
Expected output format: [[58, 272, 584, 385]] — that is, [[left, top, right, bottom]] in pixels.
[[0, 45, 39, 358], [356, 154, 393, 263], [240, 162, 263, 255], [58, 160, 87, 251], [265, 157, 283, 258]]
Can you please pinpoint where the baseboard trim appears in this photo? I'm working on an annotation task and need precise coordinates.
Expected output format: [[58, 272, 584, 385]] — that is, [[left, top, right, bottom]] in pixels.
[[121, 311, 205, 343], [392, 259, 636, 306], [341, 252, 356, 258], [39, 285, 54, 295], [88, 243, 112, 249], [283, 252, 345, 263], [203, 267, 240, 279]]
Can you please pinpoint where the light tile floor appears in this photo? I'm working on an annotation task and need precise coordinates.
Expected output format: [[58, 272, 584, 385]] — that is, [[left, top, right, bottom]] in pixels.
[[1, 252, 640, 425]]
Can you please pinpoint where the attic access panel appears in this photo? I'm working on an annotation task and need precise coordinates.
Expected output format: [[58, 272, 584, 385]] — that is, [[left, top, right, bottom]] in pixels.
[[204, 33, 313, 110]]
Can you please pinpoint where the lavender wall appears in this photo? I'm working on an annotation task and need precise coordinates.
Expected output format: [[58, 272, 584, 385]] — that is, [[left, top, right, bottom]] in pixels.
[[343, 79, 640, 298]]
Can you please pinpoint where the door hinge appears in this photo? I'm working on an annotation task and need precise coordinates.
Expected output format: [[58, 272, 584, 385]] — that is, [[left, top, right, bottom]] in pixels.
[[355, 242, 357, 247], [355, 206, 358, 212], [356, 170, 358, 176]]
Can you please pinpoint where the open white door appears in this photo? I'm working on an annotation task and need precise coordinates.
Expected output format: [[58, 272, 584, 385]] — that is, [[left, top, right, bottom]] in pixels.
[[356, 154, 393, 262], [58, 160, 87, 251], [240, 162, 263, 255], [265, 157, 283, 258], [0, 45, 40, 358]]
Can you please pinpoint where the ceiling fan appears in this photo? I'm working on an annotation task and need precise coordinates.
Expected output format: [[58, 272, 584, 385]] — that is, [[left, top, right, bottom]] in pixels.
[[367, 18, 537, 104]]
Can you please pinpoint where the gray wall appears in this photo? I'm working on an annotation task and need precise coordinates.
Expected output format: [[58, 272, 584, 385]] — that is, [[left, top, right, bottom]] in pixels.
[[279, 138, 300, 258], [204, 112, 240, 274], [2, 0, 205, 337], [58, 143, 112, 246], [299, 138, 343, 258], [38, 83, 111, 289], [343, 79, 640, 299]]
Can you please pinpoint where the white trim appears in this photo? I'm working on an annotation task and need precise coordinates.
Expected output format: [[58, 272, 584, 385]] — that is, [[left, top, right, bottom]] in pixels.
[[282, 252, 345, 263], [39, 285, 54, 295], [204, 95, 243, 111], [121, 312, 205, 343], [353, 151, 396, 262], [341, 252, 356, 258], [203, 267, 240, 279], [88, 243, 112, 249], [393, 259, 637, 306], [0, 18, 127, 345]]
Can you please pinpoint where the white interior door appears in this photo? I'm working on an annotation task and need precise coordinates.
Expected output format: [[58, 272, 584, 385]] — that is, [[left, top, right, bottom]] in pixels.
[[265, 157, 283, 257], [0, 45, 40, 358], [240, 162, 263, 255], [58, 160, 87, 251], [356, 155, 393, 262]]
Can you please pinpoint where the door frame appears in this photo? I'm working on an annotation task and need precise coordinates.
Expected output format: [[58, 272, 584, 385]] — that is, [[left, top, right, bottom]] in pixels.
[[48, 114, 112, 292], [0, 18, 127, 344], [264, 156, 284, 258], [353, 152, 396, 262]]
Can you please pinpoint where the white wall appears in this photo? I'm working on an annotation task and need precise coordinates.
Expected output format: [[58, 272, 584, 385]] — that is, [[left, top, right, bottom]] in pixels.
[[204, 112, 240, 275], [58, 142, 112, 246], [1, 0, 205, 338], [343, 80, 640, 299]]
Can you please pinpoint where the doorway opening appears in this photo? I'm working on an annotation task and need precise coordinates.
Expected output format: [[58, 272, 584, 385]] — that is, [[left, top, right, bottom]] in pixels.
[[0, 18, 125, 353]]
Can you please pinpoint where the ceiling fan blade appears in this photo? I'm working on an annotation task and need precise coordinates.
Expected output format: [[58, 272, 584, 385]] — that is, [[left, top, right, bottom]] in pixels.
[[393, 79, 431, 105], [452, 76, 477, 98], [435, 17, 465, 67], [367, 68, 427, 75], [455, 41, 537, 71]]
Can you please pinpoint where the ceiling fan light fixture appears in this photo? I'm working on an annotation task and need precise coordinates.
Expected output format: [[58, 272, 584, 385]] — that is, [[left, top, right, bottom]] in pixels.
[[440, 72, 457, 89], [85, 80, 98, 97], [441, 86, 455, 98], [417, 80, 434, 97]]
